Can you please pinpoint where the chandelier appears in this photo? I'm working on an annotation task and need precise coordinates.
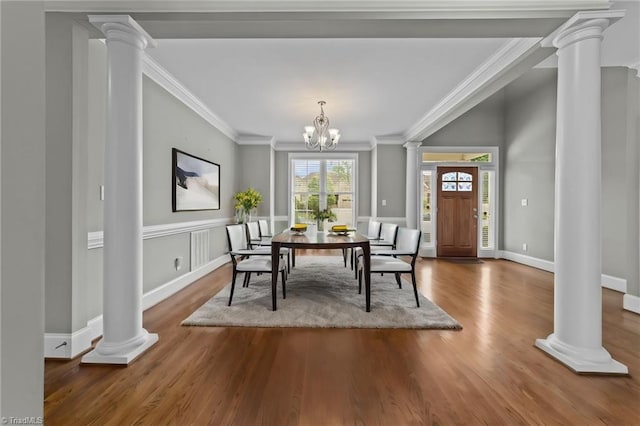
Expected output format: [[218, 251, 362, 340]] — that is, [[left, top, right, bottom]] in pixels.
[[303, 101, 340, 151]]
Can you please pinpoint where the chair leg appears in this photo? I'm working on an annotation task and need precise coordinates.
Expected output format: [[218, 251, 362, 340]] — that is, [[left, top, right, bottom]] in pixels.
[[281, 269, 287, 299], [287, 252, 291, 274], [242, 272, 249, 287], [354, 255, 359, 279], [350, 249, 354, 270], [411, 271, 420, 308], [342, 248, 348, 267], [395, 273, 402, 289], [245, 272, 252, 287], [358, 268, 362, 294], [228, 269, 238, 306]]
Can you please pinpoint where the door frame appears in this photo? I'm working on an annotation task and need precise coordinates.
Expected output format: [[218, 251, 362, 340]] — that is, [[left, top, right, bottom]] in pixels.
[[417, 146, 499, 259]]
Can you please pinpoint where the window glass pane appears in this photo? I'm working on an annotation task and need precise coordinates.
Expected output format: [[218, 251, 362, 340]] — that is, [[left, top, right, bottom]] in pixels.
[[458, 182, 472, 191], [442, 172, 457, 181], [442, 182, 457, 191], [458, 172, 473, 181], [480, 171, 494, 249], [421, 170, 433, 246], [326, 160, 353, 192], [294, 160, 321, 193]]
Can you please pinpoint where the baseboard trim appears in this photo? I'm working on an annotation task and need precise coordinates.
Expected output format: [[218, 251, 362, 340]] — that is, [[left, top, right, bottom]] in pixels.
[[45, 254, 229, 359], [601, 274, 627, 293], [142, 254, 229, 311], [499, 250, 554, 272], [44, 326, 95, 359], [499, 251, 626, 292], [623, 294, 640, 314]]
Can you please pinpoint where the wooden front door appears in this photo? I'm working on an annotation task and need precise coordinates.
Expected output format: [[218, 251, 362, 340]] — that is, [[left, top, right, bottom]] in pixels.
[[436, 167, 478, 257]]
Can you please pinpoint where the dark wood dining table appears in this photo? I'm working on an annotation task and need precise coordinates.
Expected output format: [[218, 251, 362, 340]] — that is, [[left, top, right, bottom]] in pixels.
[[270, 230, 372, 312]]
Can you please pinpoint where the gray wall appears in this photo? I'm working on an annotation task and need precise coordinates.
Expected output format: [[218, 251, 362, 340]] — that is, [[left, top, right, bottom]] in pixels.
[[358, 150, 372, 218], [422, 89, 506, 247], [503, 69, 556, 261], [376, 145, 406, 218], [45, 13, 92, 335], [425, 90, 505, 147], [238, 145, 271, 217], [601, 68, 631, 278], [1, 1, 45, 418], [626, 70, 640, 298]]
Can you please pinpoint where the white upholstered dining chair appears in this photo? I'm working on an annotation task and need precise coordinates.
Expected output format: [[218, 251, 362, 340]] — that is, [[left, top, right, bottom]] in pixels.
[[225, 224, 287, 306], [357, 227, 422, 307]]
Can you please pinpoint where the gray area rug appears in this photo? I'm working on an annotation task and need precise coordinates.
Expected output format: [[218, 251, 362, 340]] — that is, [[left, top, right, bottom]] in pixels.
[[182, 256, 462, 329]]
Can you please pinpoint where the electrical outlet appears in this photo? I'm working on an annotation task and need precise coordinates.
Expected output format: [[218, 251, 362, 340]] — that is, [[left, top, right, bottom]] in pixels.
[[174, 257, 183, 271], [100, 185, 105, 201], [521, 198, 528, 206], [381, 199, 387, 206], [522, 243, 528, 252]]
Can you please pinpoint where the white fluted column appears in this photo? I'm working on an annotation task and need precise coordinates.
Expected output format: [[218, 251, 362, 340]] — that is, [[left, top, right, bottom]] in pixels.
[[536, 11, 627, 374], [83, 16, 158, 364], [403, 141, 422, 229]]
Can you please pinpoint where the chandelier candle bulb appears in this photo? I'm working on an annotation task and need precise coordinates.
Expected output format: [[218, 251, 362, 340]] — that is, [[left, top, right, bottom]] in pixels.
[[303, 100, 340, 151]]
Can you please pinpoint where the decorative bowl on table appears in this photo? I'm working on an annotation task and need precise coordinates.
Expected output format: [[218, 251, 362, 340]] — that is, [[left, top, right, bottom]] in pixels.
[[290, 224, 307, 234], [329, 225, 353, 236]]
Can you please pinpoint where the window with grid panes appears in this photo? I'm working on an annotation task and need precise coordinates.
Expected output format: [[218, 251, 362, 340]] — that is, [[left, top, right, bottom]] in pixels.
[[292, 158, 355, 227]]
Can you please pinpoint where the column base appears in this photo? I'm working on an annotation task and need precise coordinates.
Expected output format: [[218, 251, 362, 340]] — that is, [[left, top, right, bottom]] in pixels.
[[535, 334, 628, 375], [82, 332, 158, 365]]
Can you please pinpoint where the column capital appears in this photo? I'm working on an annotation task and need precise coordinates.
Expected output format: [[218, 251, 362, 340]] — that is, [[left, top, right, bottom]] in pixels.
[[403, 141, 422, 150], [542, 10, 624, 50], [630, 60, 640, 78], [89, 15, 156, 50]]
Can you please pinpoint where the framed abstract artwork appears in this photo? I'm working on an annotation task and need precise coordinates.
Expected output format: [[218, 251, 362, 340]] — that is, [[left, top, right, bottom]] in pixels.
[[172, 148, 220, 211]]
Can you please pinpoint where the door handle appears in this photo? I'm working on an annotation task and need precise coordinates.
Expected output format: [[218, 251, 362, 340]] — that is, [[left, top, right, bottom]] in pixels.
[[473, 215, 478, 219]]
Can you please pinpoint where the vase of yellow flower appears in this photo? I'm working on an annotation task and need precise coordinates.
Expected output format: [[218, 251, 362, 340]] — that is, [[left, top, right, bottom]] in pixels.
[[312, 207, 337, 232], [233, 187, 263, 223]]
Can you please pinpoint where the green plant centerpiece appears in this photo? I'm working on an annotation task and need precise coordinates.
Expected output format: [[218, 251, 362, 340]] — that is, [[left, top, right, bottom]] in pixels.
[[312, 207, 336, 232], [233, 187, 263, 223]]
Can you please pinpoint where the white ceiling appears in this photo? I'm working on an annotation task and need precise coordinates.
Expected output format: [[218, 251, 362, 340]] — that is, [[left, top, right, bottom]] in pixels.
[[139, 0, 638, 146], [147, 38, 509, 143]]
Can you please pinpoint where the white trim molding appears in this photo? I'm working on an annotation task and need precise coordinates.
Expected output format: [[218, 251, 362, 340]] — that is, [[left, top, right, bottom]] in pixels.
[[623, 294, 640, 314], [142, 254, 229, 311], [500, 251, 628, 294], [500, 250, 554, 272], [274, 141, 373, 152], [45, 254, 230, 359], [404, 37, 546, 141], [142, 55, 238, 141], [236, 135, 276, 146], [45, 1, 612, 15], [630, 60, 640, 78], [601, 274, 627, 293], [88, 218, 232, 249]]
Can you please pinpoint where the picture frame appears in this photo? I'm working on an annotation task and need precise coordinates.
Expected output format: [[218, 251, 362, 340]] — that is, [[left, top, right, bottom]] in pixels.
[[172, 148, 220, 211]]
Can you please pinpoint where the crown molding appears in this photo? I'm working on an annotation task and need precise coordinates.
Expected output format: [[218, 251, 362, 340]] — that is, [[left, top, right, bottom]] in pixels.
[[45, 1, 611, 15], [236, 135, 276, 146], [273, 141, 373, 151], [404, 37, 547, 141], [372, 135, 406, 146], [142, 54, 238, 141]]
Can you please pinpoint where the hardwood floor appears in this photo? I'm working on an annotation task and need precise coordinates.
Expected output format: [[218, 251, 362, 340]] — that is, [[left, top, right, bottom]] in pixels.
[[44, 253, 640, 425]]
